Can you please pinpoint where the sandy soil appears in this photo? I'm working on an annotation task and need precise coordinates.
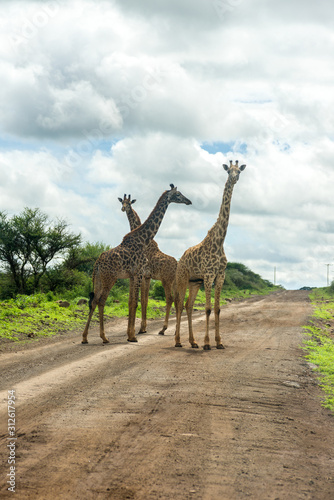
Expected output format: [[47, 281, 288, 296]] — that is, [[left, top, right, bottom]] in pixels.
[[0, 290, 333, 499]]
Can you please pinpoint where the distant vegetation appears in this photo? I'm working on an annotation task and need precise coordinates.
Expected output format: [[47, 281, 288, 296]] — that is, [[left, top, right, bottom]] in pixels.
[[0, 207, 280, 344], [0, 207, 278, 301], [223, 262, 276, 293]]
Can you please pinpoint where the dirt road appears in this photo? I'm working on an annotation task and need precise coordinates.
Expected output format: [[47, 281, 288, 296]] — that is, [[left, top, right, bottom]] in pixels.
[[0, 290, 333, 499]]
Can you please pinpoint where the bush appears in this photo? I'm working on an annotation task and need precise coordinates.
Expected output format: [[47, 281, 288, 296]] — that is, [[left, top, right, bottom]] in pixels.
[[0, 272, 17, 300], [46, 291, 55, 302], [224, 262, 269, 291], [221, 272, 237, 290], [108, 280, 129, 303], [150, 281, 165, 300]]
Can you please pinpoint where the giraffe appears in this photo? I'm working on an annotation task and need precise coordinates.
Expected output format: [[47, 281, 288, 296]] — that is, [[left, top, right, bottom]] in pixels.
[[174, 160, 246, 350], [82, 185, 191, 344], [118, 194, 177, 335]]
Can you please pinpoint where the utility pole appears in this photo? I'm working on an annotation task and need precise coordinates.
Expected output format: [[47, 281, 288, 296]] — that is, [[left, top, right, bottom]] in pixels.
[[325, 264, 332, 286]]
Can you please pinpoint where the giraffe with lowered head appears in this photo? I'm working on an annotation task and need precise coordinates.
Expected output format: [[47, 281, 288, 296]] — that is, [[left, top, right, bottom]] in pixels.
[[118, 194, 177, 335], [174, 160, 246, 350], [82, 185, 191, 344]]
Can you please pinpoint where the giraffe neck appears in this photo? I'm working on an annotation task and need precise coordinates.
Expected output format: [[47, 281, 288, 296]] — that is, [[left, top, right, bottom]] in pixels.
[[213, 178, 235, 242], [123, 191, 170, 247], [126, 206, 141, 231]]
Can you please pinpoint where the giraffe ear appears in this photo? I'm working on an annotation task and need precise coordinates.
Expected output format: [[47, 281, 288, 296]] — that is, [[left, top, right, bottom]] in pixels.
[[118, 197, 123, 203], [239, 164, 246, 171], [222, 164, 229, 171], [131, 199, 136, 204]]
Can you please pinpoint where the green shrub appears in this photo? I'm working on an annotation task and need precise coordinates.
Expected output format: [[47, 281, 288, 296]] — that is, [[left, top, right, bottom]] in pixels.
[[46, 291, 56, 302], [0, 273, 17, 300], [151, 281, 165, 300], [224, 262, 269, 291]]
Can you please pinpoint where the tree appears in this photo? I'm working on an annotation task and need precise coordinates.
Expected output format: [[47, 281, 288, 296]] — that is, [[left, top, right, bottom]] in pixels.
[[41, 242, 111, 295], [63, 241, 110, 274], [0, 208, 81, 295]]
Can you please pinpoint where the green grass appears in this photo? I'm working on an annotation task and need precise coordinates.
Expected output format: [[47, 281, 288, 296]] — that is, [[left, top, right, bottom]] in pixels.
[[303, 288, 334, 412], [0, 293, 178, 344], [0, 294, 94, 343]]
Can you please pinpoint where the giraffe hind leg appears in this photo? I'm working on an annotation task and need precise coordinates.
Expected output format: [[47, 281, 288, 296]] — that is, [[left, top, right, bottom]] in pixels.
[[98, 302, 109, 343], [82, 293, 99, 344], [97, 284, 117, 343]]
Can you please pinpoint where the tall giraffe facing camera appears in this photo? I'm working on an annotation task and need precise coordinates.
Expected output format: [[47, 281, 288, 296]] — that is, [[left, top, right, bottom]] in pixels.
[[174, 161, 246, 350]]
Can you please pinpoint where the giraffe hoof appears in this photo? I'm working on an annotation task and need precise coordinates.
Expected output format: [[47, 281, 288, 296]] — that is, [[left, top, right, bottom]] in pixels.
[[175, 343, 183, 348], [203, 344, 211, 350], [102, 339, 110, 344], [137, 330, 146, 335], [158, 331, 165, 335], [216, 344, 225, 349], [127, 338, 138, 343], [191, 343, 199, 348], [81, 340, 88, 344]]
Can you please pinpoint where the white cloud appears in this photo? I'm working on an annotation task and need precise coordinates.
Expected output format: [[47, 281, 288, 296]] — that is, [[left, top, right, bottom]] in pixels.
[[0, 0, 334, 289]]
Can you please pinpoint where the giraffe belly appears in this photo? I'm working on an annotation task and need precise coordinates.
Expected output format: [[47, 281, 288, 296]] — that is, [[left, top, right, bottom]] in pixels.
[[189, 260, 224, 281], [117, 270, 132, 279]]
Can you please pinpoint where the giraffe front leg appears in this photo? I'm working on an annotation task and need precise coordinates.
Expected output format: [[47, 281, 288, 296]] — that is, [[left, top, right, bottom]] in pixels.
[[127, 275, 141, 342], [174, 267, 189, 347], [214, 273, 225, 349], [82, 295, 97, 344], [138, 277, 150, 334], [158, 280, 173, 335], [186, 281, 201, 348], [98, 286, 115, 343], [203, 277, 213, 350], [174, 285, 187, 347]]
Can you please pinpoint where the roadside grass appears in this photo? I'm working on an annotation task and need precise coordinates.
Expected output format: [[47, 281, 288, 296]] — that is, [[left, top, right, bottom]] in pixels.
[[0, 294, 93, 343], [303, 288, 334, 412], [0, 284, 280, 345]]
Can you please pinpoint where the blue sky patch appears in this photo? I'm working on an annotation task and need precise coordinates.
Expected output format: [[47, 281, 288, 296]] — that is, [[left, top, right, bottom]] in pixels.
[[201, 141, 247, 156]]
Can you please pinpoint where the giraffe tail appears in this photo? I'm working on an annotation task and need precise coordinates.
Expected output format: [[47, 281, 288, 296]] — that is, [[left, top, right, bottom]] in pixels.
[[88, 292, 95, 312]]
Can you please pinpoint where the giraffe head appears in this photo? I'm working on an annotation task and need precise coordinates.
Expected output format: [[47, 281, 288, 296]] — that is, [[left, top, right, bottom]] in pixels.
[[167, 184, 192, 205], [118, 194, 136, 213], [222, 160, 246, 184]]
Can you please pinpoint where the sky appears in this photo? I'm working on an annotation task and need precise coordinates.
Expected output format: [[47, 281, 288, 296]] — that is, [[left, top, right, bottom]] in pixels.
[[1, 0, 334, 290]]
